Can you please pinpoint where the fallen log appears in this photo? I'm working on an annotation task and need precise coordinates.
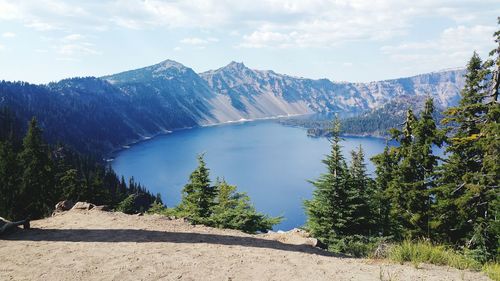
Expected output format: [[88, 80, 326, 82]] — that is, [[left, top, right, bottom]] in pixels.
[[0, 217, 30, 235]]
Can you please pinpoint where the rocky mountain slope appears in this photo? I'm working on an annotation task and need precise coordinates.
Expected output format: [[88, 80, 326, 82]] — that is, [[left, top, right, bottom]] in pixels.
[[0, 209, 491, 281], [0, 59, 465, 155]]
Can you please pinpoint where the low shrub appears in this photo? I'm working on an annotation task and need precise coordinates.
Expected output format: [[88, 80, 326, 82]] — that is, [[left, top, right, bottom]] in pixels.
[[388, 240, 481, 270], [483, 263, 500, 281]]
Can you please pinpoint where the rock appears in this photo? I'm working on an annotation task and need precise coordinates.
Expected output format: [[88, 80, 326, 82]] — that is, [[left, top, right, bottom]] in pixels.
[[54, 200, 75, 213], [136, 212, 144, 216], [93, 205, 111, 212], [289, 228, 310, 238], [373, 243, 391, 259], [304, 238, 327, 249], [71, 202, 95, 211]]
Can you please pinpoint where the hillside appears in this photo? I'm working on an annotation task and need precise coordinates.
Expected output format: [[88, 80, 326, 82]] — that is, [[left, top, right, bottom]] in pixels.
[[0, 209, 491, 281], [0, 60, 465, 155]]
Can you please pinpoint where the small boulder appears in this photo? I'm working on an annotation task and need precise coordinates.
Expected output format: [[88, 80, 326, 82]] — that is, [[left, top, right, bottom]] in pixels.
[[71, 202, 95, 211], [54, 200, 75, 213], [93, 205, 111, 212], [304, 238, 327, 249]]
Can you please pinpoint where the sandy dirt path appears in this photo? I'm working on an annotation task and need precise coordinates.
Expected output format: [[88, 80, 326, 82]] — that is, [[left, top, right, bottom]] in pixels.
[[0, 210, 491, 281]]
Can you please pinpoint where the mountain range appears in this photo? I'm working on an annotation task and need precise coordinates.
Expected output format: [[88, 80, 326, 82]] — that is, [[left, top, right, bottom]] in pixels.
[[0, 59, 465, 156]]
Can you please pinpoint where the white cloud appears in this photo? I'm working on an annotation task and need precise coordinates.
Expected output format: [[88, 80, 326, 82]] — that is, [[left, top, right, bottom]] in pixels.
[[0, 44, 4, 51], [180, 37, 218, 46], [381, 25, 497, 69], [2, 32, 15, 38], [63, 34, 84, 41], [0, 0, 498, 55], [25, 20, 59, 31], [58, 42, 100, 56], [0, 0, 20, 20]]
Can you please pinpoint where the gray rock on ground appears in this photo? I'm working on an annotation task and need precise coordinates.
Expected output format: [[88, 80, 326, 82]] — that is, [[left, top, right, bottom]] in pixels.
[[71, 202, 95, 211], [54, 200, 75, 213]]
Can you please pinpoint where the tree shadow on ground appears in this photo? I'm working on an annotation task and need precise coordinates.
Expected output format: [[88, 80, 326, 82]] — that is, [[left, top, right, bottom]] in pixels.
[[2, 228, 340, 258]]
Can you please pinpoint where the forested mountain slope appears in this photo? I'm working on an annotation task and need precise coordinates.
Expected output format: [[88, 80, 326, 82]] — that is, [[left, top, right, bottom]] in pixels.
[[0, 60, 465, 155]]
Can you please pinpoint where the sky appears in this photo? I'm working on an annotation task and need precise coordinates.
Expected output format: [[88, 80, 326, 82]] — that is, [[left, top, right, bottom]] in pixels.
[[0, 0, 498, 84]]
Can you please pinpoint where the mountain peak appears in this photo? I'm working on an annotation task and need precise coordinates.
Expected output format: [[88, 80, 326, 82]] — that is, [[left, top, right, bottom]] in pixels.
[[154, 59, 188, 71], [225, 61, 247, 70]]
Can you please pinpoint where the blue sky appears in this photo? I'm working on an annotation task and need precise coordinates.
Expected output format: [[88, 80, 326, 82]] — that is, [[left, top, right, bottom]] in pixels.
[[0, 0, 498, 84]]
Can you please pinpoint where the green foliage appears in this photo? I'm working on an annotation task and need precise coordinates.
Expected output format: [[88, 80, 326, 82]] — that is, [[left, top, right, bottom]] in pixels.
[[371, 145, 397, 237], [432, 46, 499, 259], [304, 118, 351, 244], [147, 201, 168, 214], [307, 26, 499, 262], [210, 179, 282, 233], [388, 240, 481, 270], [59, 169, 82, 201], [176, 154, 216, 224], [483, 263, 500, 281], [0, 112, 157, 220], [171, 155, 280, 233], [116, 195, 136, 214], [16, 118, 54, 219], [305, 118, 376, 246], [348, 146, 375, 236], [329, 235, 384, 258]]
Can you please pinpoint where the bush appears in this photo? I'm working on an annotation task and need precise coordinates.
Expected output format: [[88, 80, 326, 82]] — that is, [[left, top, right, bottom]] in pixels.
[[483, 263, 500, 281], [147, 201, 167, 214], [388, 240, 481, 270], [116, 195, 136, 214], [327, 236, 387, 258]]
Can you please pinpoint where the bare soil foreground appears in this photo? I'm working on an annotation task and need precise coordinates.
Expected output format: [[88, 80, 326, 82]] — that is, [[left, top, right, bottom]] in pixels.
[[0, 209, 492, 281]]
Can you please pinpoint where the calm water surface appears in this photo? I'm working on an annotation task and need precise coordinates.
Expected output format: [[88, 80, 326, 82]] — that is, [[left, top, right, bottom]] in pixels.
[[112, 120, 389, 230]]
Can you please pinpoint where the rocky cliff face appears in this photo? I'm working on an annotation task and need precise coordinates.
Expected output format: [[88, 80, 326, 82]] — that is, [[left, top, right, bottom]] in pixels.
[[102, 60, 465, 125], [200, 62, 465, 119]]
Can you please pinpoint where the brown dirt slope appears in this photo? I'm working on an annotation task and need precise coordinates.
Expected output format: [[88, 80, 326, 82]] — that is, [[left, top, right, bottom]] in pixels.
[[0, 209, 492, 281]]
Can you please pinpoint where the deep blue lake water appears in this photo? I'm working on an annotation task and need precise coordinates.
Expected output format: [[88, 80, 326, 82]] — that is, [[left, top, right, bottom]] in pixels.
[[112, 120, 389, 230]]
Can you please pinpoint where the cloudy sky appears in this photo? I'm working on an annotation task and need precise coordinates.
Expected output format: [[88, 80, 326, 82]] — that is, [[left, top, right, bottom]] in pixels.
[[0, 0, 498, 83]]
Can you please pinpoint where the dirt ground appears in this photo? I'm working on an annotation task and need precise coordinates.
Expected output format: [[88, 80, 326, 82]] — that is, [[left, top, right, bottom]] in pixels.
[[0, 209, 492, 281]]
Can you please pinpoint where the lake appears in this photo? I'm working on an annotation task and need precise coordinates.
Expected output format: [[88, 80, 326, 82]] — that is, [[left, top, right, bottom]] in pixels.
[[112, 120, 389, 230]]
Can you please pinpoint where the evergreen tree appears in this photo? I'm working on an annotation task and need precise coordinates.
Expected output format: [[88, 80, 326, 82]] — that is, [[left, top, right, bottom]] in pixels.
[[413, 98, 444, 239], [211, 178, 281, 233], [304, 118, 352, 245], [475, 19, 500, 260], [177, 154, 217, 223], [436, 52, 491, 245], [0, 139, 20, 220], [59, 168, 82, 201], [348, 145, 374, 236], [16, 117, 54, 219], [386, 109, 424, 238], [371, 144, 397, 236]]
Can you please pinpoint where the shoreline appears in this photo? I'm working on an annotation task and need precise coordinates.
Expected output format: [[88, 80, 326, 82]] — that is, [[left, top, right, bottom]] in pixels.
[[105, 113, 311, 161]]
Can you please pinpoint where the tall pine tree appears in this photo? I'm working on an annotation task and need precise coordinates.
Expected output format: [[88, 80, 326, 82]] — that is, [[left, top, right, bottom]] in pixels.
[[177, 154, 217, 223], [348, 145, 374, 236], [304, 118, 352, 245], [16, 118, 54, 219]]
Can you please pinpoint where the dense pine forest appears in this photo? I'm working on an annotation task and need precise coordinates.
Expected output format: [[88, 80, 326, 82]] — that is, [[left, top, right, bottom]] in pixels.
[[0, 110, 159, 221], [305, 32, 499, 265], [280, 95, 445, 138]]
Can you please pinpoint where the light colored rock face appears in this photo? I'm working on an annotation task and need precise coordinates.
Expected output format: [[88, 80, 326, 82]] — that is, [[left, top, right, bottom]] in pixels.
[[99, 59, 465, 135], [200, 62, 466, 117]]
